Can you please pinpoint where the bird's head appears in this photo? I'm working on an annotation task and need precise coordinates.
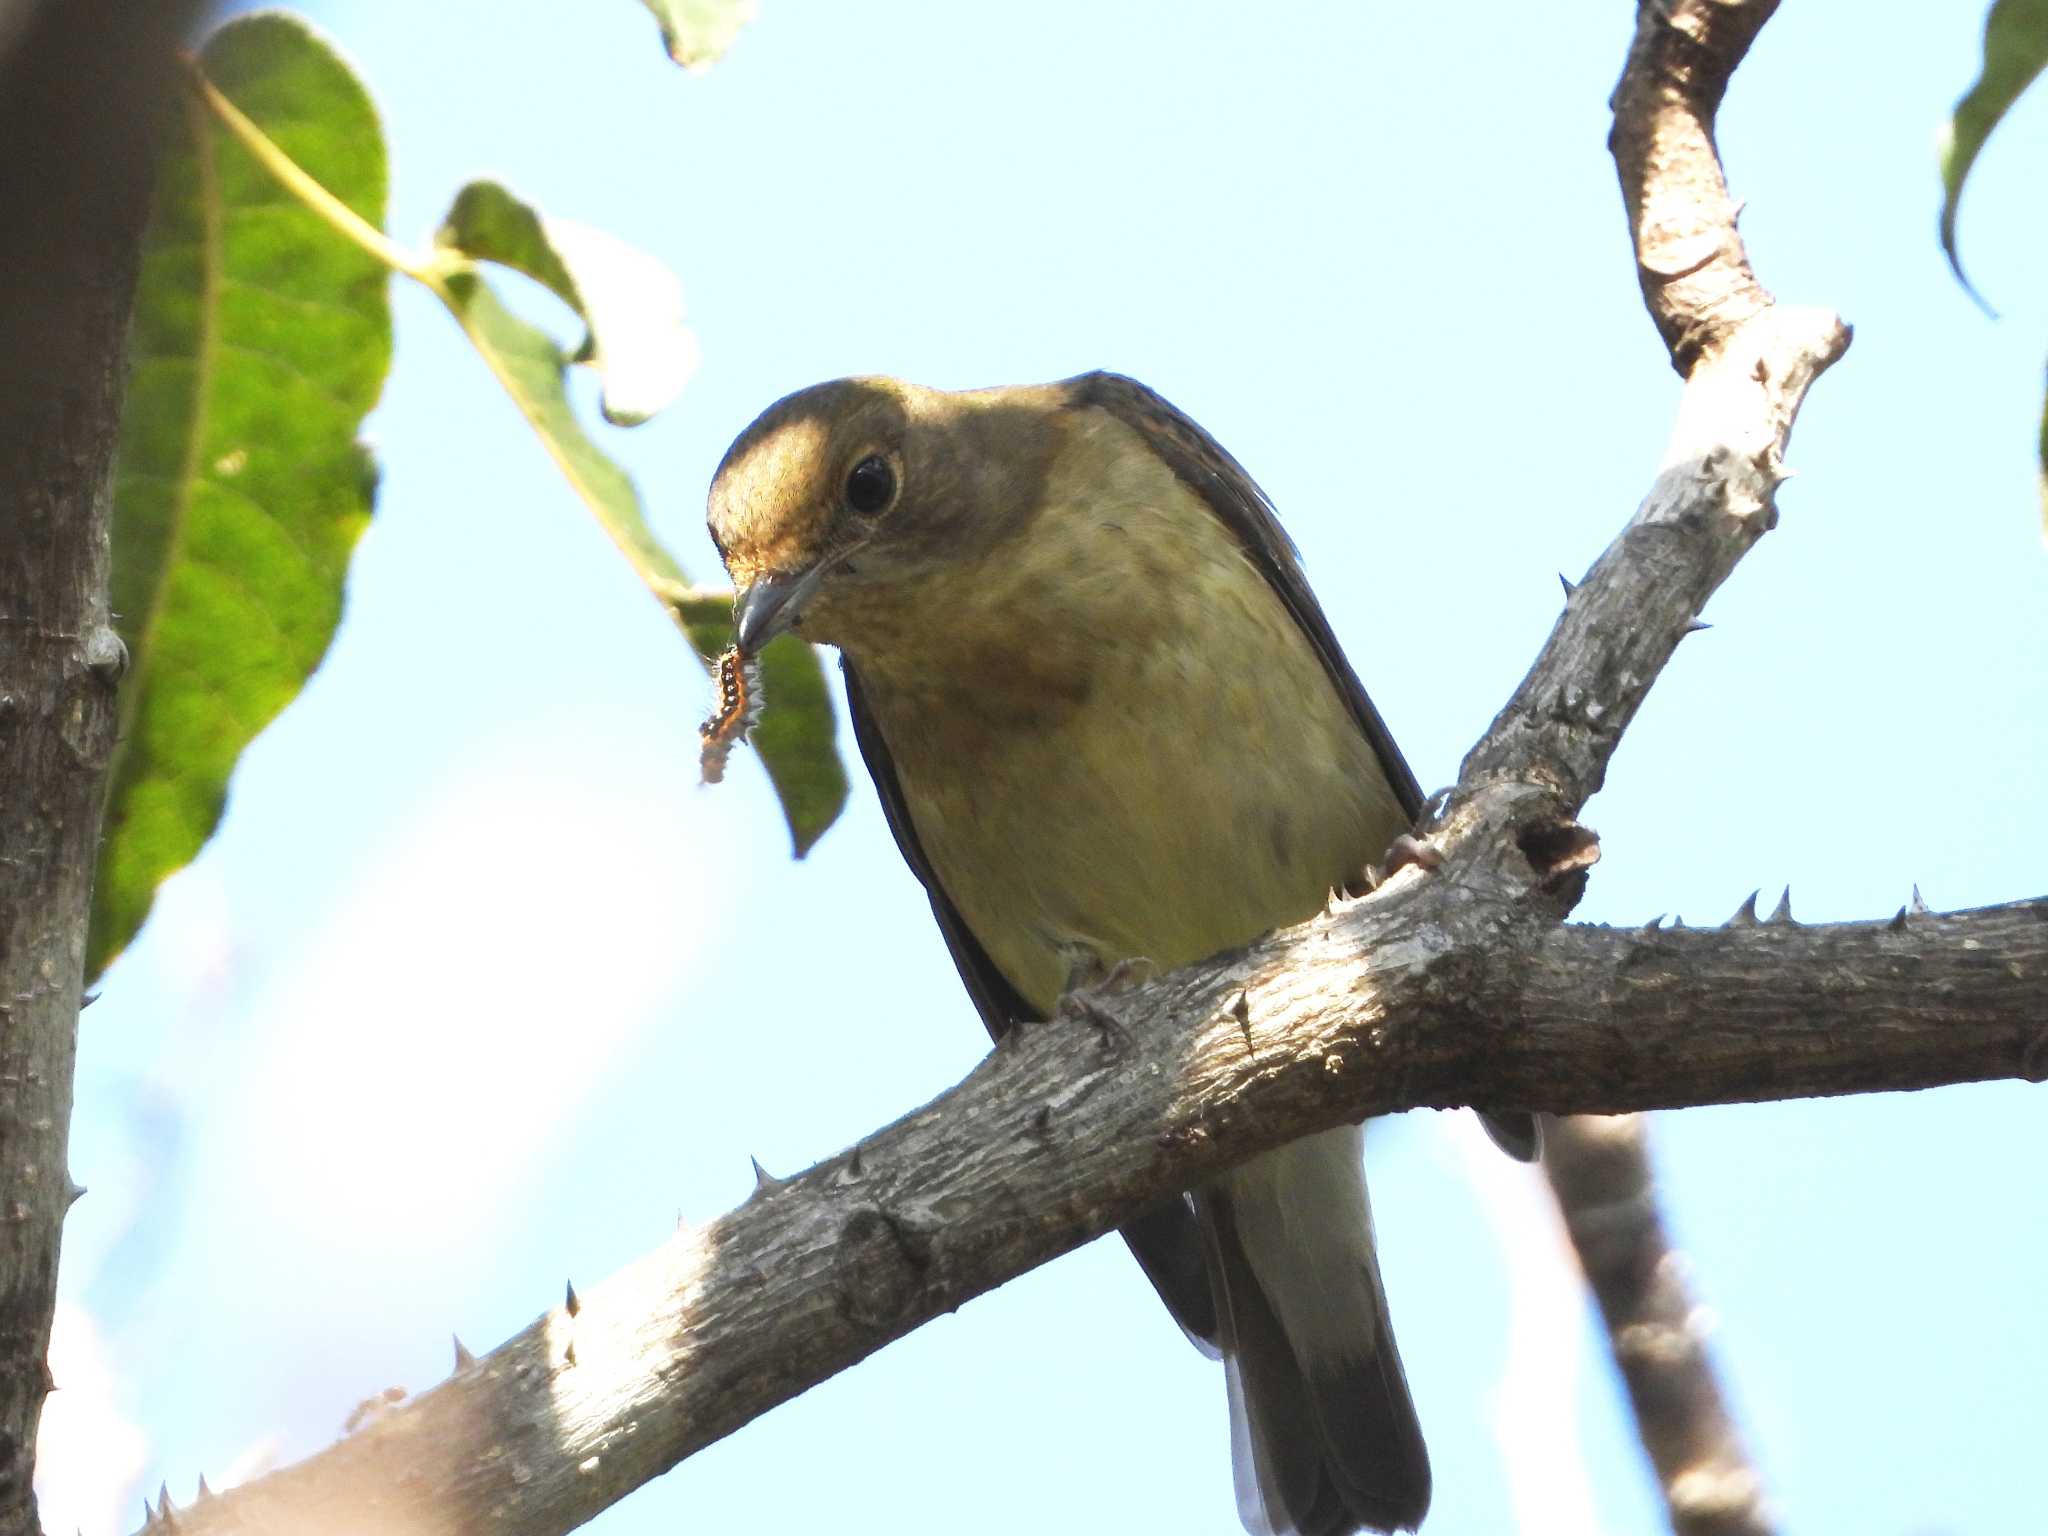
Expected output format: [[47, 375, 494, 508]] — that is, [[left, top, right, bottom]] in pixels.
[[706, 376, 1059, 652]]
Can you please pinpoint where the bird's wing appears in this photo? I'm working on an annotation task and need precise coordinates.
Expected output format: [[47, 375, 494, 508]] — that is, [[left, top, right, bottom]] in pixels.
[[842, 657, 1222, 1344], [1066, 370, 1426, 822], [1068, 372, 1540, 1163], [842, 658, 1036, 1042]]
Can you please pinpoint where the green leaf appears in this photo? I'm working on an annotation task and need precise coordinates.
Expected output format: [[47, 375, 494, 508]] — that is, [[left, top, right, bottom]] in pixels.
[[98, 13, 390, 980], [427, 260, 688, 588], [427, 215, 846, 857], [1939, 0, 2048, 306], [438, 180, 698, 427], [672, 596, 847, 859], [637, 0, 756, 72]]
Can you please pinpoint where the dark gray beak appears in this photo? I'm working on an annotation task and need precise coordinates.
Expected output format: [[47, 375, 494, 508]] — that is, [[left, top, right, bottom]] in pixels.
[[733, 565, 827, 653]]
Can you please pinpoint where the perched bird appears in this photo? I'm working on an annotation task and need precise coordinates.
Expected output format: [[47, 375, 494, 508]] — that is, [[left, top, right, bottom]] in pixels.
[[707, 372, 1534, 1535]]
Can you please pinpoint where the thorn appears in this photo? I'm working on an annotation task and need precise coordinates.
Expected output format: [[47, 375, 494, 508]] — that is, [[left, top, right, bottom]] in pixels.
[[563, 1340, 578, 1368], [1032, 1103, 1054, 1137], [1910, 884, 1930, 917], [1889, 904, 1909, 931], [1643, 913, 1666, 931], [452, 1334, 476, 1370], [158, 1483, 175, 1524], [80, 991, 99, 1009], [1559, 573, 1577, 598], [564, 1280, 580, 1318], [1671, 914, 1684, 928], [1727, 890, 1760, 926], [845, 1143, 865, 1179], [1230, 991, 1250, 1026], [142, 1499, 153, 1528], [1682, 617, 1711, 634], [1768, 887, 1794, 925], [749, 1156, 784, 1197], [64, 1178, 85, 1208], [195, 1474, 212, 1501]]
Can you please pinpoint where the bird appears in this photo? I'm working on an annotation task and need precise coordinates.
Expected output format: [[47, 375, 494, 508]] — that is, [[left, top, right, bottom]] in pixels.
[[706, 371, 1536, 1535]]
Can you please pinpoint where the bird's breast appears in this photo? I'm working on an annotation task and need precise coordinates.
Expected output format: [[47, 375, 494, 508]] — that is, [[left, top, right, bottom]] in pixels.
[[846, 423, 1407, 1017]]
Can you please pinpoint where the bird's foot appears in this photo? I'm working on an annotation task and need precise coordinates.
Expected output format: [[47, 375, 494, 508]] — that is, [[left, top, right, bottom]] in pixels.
[[1054, 950, 1154, 1053], [1350, 832, 1444, 896], [1057, 946, 1155, 995]]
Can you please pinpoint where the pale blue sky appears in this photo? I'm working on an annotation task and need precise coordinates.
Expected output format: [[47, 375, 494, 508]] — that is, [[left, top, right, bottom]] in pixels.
[[44, 5, 2048, 1534]]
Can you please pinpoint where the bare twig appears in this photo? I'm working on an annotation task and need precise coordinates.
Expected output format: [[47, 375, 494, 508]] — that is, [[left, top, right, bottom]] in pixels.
[[1548, 1117, 1772, 1536]]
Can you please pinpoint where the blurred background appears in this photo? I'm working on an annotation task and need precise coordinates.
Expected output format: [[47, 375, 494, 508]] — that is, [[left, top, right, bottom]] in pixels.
[[37, 3, 2048, 1533]]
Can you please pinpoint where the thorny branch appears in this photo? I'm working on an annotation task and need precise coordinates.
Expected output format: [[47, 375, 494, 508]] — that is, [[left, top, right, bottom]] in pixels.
[[1540, 5, 1821, 1532], [142, 891, 2038, 1532]]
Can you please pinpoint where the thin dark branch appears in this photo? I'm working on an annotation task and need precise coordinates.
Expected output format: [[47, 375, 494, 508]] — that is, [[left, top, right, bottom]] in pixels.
[[1548, 1117, 1772, 1536]]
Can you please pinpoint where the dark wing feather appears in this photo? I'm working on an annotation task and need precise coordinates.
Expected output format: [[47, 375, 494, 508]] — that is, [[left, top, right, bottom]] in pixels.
[[1068, 372, 1540, 1163], [1068, 370, 1425, 822], [841, 659, 1222, 1344], [841, 660, 1035, 1042]]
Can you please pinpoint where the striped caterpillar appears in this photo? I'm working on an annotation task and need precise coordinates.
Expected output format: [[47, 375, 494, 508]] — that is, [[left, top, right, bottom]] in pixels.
[[699, 644, 763, 784]]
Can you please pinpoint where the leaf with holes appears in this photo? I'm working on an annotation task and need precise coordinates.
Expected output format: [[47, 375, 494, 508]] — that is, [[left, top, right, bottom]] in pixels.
[[98, 13, 390, 981], [438, 179, 699, 427]]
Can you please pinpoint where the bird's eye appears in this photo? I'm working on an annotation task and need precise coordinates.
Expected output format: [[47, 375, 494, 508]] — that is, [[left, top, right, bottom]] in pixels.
[[845, 455, 896, 516]]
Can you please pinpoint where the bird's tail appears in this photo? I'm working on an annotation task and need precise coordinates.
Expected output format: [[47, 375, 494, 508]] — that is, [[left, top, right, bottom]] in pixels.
[[1199, 1126, 1430, 1536]]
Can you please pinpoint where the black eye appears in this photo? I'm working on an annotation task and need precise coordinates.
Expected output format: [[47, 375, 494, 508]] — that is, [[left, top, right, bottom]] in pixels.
[[845, 455, 895, 516]]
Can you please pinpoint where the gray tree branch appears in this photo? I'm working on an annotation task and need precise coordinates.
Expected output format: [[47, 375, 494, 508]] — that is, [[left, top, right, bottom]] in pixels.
[[152, 890, 2043, 1533]]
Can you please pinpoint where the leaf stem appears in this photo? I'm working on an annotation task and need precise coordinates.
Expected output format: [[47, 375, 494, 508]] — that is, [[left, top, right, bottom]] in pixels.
[[179, 52, 437, 285]]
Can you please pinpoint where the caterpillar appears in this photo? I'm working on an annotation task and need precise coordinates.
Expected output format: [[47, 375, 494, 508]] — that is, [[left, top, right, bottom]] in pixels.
[[699, 644, 763, 784]]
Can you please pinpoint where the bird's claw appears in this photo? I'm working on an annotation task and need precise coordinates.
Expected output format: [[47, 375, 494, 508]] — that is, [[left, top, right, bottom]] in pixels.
[[1353, 833, 1444, 894]]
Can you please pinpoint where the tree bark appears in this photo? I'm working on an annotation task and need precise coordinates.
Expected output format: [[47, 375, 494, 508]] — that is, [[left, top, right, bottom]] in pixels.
[[0, 4, 195, 1530]]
